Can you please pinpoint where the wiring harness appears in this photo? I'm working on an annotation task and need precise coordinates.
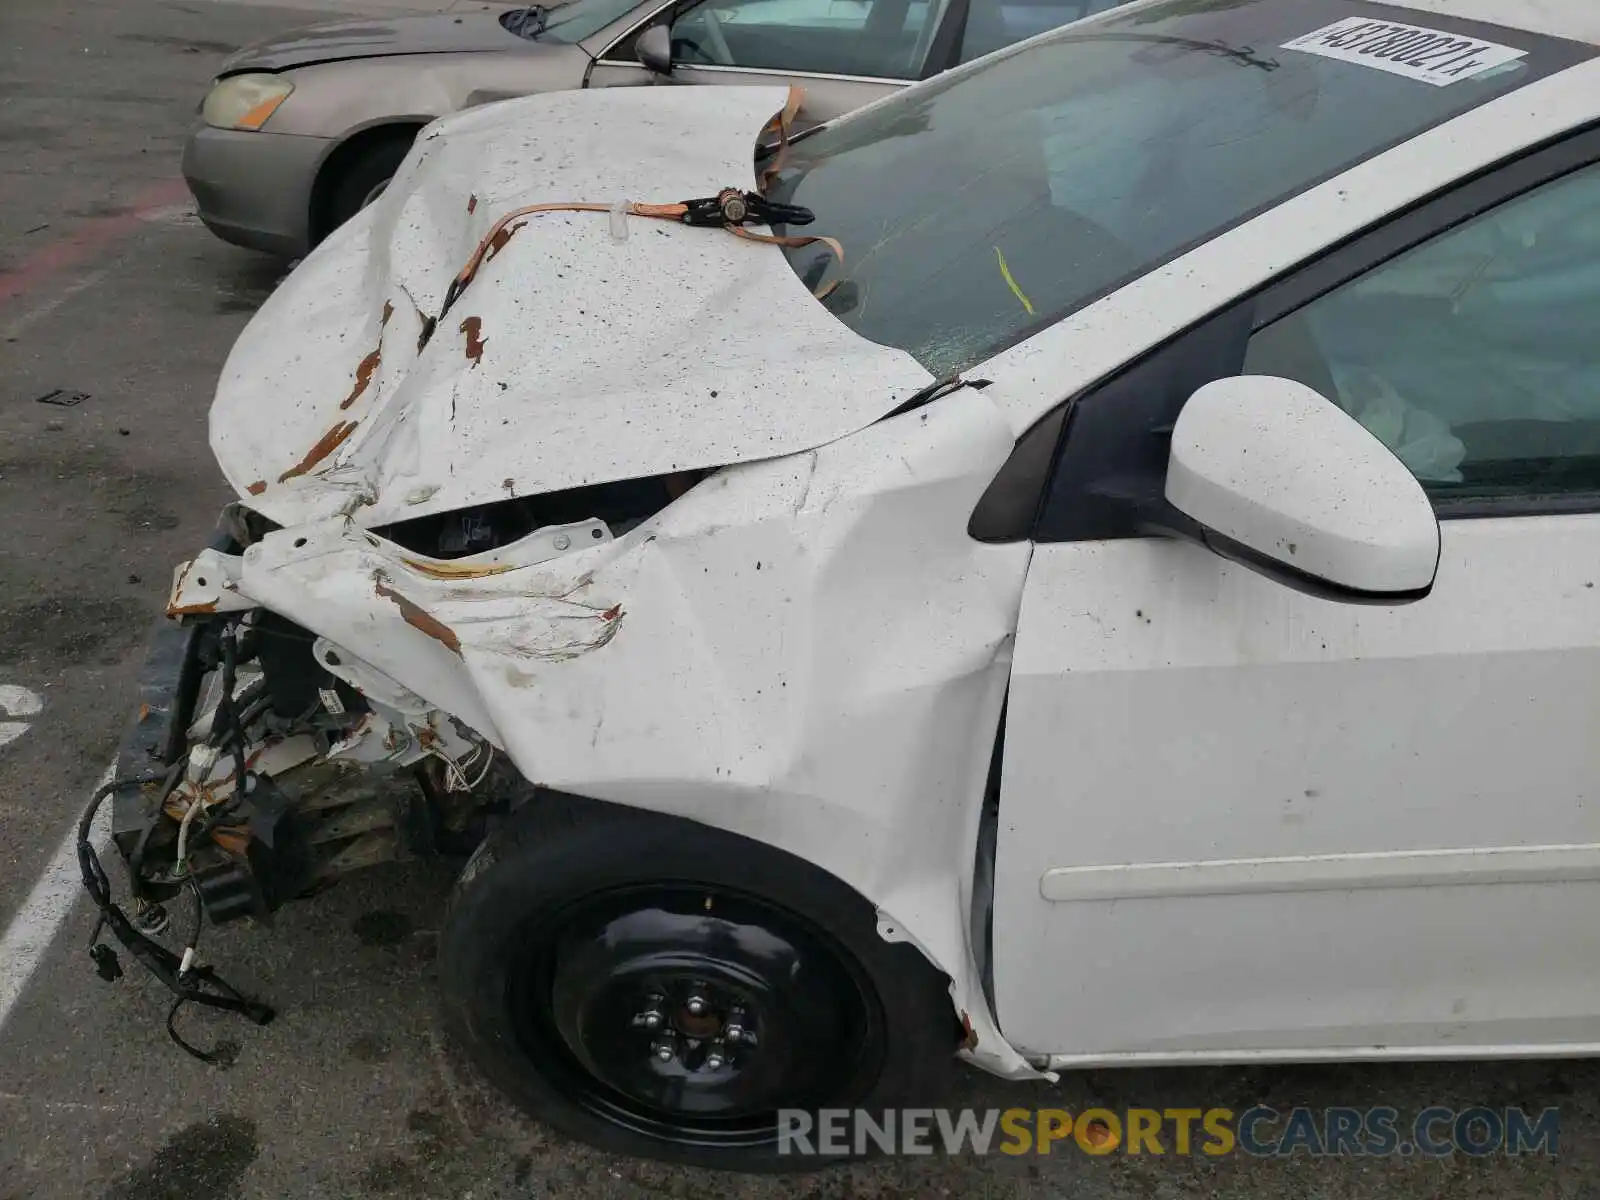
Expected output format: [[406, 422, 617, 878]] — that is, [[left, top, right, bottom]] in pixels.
[[79, 620, 274, 1064]]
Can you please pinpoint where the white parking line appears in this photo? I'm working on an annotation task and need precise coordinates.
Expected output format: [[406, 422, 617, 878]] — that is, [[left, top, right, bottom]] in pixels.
[[0, 685, 43, 753], [0, 766, 114, 1032]]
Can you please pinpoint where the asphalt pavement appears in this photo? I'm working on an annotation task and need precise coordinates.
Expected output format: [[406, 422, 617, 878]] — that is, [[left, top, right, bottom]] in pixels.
[[1, 1, 1598, 1197]]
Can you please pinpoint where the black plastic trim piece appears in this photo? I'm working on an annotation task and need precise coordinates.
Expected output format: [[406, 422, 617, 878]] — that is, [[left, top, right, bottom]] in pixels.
[[919, 0, 969, 79], [882, 373, 987, 422], [1033, 302, 1254, 543], [967, 403, 1069, 543], [112, 617, 207, 861], [1433, 490, 1600, 520], [971, 698, 1004, 1023], [1131, 502, 1438, 605], [1195, 527, 1435, 607]]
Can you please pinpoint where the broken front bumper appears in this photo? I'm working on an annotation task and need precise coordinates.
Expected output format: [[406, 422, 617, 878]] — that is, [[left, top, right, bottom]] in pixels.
[[108, 517, 498, 925], [109, 519, 243, 871]]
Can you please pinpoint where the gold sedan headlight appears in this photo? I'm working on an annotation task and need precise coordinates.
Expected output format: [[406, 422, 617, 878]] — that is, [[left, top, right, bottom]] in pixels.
[[202, 73, 295, 131]]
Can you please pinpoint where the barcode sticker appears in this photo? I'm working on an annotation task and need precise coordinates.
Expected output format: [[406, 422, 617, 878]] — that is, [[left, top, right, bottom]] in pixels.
[[1283, 18, 1526, 86]]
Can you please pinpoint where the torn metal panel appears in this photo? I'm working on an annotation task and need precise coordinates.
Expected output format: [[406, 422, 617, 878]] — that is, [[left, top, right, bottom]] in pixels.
[[167, 549, 255, 617], [211, 86, 933, 529]]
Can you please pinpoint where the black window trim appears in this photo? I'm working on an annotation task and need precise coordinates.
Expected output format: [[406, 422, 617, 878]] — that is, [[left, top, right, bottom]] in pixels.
[[1249, 120, 1600, 522], [969, 119, 1600, 544], [594, 0, 973, 77]]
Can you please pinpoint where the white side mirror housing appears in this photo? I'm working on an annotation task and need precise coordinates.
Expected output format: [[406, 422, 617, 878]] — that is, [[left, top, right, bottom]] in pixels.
[[1165, 375, 1440, 602]]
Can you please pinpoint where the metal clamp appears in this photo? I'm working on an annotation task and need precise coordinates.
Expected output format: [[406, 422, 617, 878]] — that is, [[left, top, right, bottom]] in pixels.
[[679, 189, 814, 229]]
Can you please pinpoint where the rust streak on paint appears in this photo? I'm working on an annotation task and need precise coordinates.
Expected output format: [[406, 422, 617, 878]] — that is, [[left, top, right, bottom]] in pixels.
[[247, 479, 268, 495], [341, 347, 382, 409], [460, 316, 486, 367], [278, 420, 358, 483], [401, 556, 513, 580], [600, 604, 623, 622], [381, 300, 393, 326], [484, 220, 526, 263], [138, 703, 151, 723], [467, 193, 477, 214], [959, 1011, 979, 1052], [375, 577, 461, 656], [167, 598, 219, 617]]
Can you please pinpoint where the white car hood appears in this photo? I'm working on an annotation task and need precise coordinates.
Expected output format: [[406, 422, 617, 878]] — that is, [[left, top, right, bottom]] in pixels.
[[210, 85, 934, 529]]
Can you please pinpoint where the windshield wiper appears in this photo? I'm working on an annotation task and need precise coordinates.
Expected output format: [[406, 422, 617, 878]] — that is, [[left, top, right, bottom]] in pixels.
[[501, 5, 550, 39]]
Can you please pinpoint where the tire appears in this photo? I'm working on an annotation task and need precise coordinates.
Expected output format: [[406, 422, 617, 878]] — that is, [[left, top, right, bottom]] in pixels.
[[321, 134, 415, 241], [439, 791, 956, 1172]]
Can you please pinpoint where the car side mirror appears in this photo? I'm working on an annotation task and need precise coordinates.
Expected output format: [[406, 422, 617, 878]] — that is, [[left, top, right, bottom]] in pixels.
[[636, 24, 673, 74], [1163, 375, 1440, 603]]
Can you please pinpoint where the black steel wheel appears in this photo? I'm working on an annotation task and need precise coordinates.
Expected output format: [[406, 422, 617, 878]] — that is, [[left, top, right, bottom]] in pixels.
[[440, 793, 955, 1171]]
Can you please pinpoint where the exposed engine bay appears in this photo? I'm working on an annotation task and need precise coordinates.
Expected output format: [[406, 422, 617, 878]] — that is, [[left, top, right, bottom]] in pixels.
[[81, 476, 700, 1058]]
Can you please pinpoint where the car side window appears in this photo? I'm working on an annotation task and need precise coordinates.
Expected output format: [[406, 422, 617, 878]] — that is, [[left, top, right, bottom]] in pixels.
[[954, 0, 1124, 65], [1244, 163, 1600, 506], [671, 0, 941, 78]]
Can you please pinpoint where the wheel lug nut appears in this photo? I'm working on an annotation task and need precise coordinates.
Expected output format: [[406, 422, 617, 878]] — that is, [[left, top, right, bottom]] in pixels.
[[651, 1036, 677, 1063], [685, 994, 708, 1016], [705, 1041, 727, 1071], [634, 1009, 663, 1029], [724, 1023, 744, 1043]]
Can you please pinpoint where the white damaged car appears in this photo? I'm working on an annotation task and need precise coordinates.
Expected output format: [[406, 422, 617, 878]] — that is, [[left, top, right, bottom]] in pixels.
[[90, 0, 1600, 1169]]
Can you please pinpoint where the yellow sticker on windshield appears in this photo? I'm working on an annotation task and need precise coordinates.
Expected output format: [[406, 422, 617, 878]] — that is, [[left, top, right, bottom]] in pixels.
[[1283, 18, 1526, 86]]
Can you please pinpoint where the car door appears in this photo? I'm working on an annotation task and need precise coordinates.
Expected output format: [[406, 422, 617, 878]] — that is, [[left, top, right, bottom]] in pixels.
[[992, 132, 1600, 1063], [581, 0, 949, 126]]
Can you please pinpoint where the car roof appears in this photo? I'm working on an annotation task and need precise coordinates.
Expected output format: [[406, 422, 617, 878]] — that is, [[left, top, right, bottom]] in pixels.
[[1376, 0, 1600, 45]]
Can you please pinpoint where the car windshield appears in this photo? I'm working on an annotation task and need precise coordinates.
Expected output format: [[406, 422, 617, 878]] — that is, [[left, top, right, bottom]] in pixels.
[[768, 0, 1590, 377], [515, 0, 644, 43]]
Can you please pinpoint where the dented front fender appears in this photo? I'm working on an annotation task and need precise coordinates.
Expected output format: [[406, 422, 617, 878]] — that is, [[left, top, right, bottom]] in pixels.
[[188, 390, 1043, 1077]]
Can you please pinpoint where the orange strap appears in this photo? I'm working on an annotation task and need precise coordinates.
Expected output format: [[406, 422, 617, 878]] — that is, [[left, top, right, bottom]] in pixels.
[[441, 89, 838, 314], [758, 84, 806, 193], [454, 199, 688, 290], [727, 225, 845, 298]]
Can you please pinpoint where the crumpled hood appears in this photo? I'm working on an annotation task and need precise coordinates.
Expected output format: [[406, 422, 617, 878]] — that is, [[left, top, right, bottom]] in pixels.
[[211, 85, 933, 529], [219, 11, 528, 76]]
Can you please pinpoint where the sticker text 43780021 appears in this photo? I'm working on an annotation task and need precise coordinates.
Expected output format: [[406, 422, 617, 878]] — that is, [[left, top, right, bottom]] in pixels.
[[1282, 17, 1527, 87]]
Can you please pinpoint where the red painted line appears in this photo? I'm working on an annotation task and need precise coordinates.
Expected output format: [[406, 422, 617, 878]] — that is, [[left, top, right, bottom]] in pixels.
[[0, 180, 191, 306]]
